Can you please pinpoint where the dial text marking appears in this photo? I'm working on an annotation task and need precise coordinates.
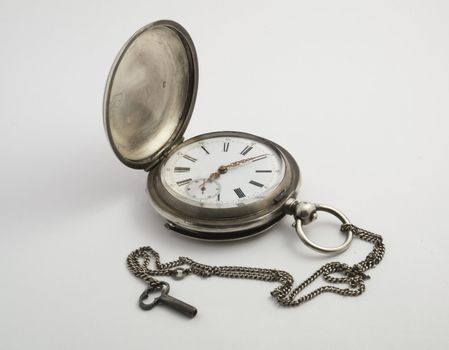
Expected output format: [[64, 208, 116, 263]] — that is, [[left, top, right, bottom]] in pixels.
[[174, 167, 190, 172], [177, 178, 192, 186], [240, 146, 253, 156], [249, 180, 264, 188], [234, 188, 246, 198], [183, 155, 197, 163]]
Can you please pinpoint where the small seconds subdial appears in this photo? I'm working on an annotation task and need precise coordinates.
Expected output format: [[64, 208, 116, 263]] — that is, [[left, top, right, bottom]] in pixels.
[[161, 135, 286, 208], [186, 179, 221, 200]]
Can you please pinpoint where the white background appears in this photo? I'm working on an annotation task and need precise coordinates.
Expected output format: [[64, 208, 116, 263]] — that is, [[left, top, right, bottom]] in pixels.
[[1, 1, 448, 349]]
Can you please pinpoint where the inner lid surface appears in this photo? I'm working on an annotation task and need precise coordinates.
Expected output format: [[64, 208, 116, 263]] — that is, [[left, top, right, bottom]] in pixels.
[[104, 21, 197, 169]]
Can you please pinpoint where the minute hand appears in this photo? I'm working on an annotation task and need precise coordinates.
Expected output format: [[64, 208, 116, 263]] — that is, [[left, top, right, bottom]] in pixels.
[[222, 154, 268, 169], [200, 154, 268, 189]]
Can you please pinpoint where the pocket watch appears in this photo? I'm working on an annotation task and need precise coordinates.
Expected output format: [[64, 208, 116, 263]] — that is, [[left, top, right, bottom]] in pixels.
[[103, 20, 353, 253], [104, 20, 386, 316]]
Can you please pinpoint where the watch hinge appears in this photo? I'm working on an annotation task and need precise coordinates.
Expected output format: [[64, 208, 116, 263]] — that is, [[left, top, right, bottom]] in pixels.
[[144, 137, 184, 172]]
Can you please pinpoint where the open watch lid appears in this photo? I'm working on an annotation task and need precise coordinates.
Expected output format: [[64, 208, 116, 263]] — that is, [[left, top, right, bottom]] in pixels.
[[103, 20, 198, 169]]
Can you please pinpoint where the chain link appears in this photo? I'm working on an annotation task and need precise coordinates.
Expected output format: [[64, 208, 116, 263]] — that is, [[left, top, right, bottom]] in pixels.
[[127, 224, 385, 307]]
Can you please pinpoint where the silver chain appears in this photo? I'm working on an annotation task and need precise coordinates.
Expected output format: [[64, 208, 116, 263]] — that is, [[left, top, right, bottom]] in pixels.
[[127, 224, 385, 307]]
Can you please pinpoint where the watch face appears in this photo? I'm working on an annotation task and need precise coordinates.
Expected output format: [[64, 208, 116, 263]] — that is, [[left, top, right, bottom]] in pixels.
[[161, 135, 286, 208]]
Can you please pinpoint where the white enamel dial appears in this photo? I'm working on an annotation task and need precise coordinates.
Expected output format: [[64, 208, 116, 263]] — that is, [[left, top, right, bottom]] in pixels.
[[161, 135, 286, 208]]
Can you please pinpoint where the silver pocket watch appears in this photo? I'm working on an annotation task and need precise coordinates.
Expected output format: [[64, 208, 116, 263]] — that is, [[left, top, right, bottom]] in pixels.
[[104, 20, 385, 317], [103, 20, 353, 253]]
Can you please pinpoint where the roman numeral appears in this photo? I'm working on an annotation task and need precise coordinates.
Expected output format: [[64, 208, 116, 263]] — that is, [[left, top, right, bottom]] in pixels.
[[255, 170, 272, 173], [249, 180, 264, 188], [240, 146, 253, 155], [252, 155, 267, 162], [176, 178, 192, 186], [223, 142, 230, 152], [217, 193, 221, 201], [182, 155, 197, 162], [233, 188, 245, 198], [201, 146, 210, 154], [174, 167, 190, 172]]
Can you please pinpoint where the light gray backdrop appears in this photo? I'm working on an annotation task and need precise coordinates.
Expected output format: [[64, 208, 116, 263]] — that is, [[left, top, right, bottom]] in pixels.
[[1, 0, 448, 349]]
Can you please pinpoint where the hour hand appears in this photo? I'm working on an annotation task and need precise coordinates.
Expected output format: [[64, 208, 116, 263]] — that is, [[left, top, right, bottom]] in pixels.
[[199, 171, 220, 188]]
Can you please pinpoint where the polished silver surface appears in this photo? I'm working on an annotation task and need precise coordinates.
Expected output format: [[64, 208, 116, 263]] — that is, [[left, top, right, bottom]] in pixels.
[[289, 201, 354, 253], [104, 20, 198, 169]]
